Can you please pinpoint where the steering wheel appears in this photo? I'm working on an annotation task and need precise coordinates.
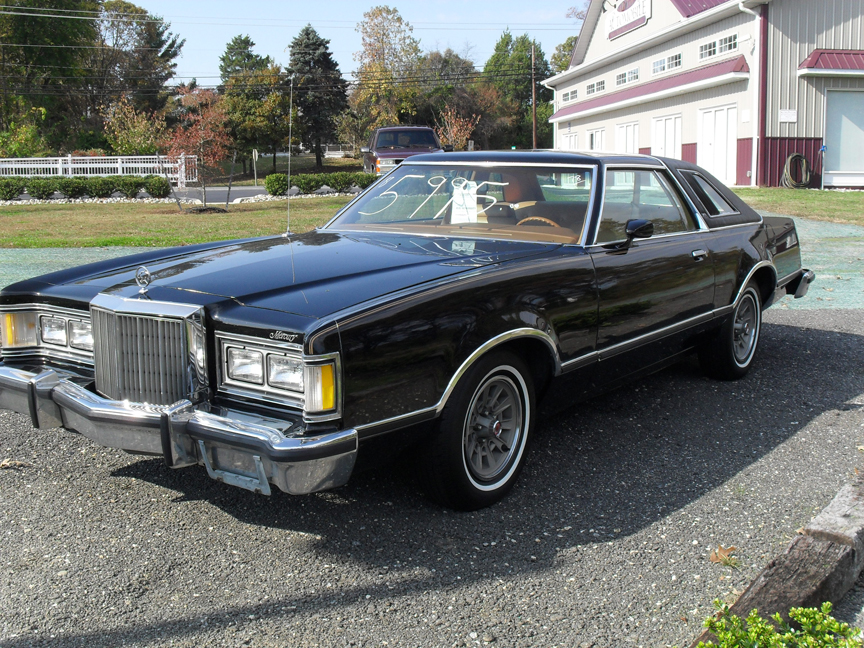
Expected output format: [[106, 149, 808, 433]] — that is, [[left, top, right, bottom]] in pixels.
[[516, 216, 561, 228]]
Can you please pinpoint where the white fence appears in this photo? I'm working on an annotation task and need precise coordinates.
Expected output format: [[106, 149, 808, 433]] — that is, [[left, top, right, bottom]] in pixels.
[[0, 154, 198, 188]]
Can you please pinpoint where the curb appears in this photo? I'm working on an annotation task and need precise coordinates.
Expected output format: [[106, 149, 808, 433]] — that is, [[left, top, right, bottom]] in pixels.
[[692, 476, 864, 645]]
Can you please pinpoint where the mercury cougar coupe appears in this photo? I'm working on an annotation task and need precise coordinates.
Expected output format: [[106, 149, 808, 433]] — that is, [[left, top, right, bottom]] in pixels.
[[0, 151, 814, 510]]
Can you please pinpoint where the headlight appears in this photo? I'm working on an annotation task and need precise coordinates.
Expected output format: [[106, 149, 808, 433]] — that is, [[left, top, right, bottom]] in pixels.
[[68, 320, 93, 351], [2, 312, 38, 348], [40, 316, 68, 346], [227, 348, 264, 384], [376, 158, 396, 173], [268, 355, 304, 392]]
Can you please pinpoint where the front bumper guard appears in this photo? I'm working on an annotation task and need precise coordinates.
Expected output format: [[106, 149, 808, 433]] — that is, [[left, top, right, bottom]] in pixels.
[[0, 365, 357, 496]]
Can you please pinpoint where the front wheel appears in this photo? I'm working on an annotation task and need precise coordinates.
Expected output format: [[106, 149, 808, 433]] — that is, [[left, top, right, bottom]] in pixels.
[[421, 351, 534, 510], [699, 284, 762, 380]]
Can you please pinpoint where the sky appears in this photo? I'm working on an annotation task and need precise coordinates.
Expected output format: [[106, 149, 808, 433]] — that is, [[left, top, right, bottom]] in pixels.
[[134, 0, 582, 84]]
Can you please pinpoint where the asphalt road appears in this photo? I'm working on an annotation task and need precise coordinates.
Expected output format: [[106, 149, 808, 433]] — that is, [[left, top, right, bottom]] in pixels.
[[0, 217, 863, 647]]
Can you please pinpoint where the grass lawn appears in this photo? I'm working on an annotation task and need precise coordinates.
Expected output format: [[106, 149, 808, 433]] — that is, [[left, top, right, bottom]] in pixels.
[[0, 197, 352, 248], [211, 154, 362, 186], [732, 187, 864, 227]]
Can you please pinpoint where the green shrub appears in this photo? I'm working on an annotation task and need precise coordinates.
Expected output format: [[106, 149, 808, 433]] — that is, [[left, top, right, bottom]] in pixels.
[[293, 173, 324, 194], [352, 172, 377, 189], [0, 177, 26, 200], [86, 176, 115, 198], [325, 171, 354, 192], [26, 177, 58, 200], [115, 175, 145, 199], [55, 177, 88, 199], [145, 175, 171, 198], [264, 173, 289, 196], [697, 601, 862, 647]]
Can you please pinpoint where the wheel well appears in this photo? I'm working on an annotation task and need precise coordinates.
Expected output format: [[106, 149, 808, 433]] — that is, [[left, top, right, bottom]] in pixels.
[[750, 266, 777, 306], [496, 337, 556, 396]]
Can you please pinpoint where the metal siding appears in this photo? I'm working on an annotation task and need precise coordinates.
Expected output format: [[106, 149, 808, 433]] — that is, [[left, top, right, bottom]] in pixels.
[[682, 142, 698, 162], [736, 138, 753, 185], [766, 0, 864, 138], [763, 137, 823, 187]]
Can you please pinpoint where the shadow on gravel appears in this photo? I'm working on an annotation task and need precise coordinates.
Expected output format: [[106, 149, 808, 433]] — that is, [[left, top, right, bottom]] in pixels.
[[5, 320, 863, 648]]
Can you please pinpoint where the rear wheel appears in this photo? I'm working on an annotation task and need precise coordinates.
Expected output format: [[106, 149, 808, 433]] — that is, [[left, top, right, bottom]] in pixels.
[[421, 351, 534, 510], [699, 284, 762, 380]]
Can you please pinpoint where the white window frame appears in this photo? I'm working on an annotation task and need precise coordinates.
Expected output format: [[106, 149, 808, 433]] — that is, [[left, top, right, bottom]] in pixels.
[[615, 121, 640, 155], [653, 53, 682, 75], [699, 41, 717, 60], [617, 68, 639, 86], [561, 89, 577, 103], [719, 33, 738, 54], [651, 113, 682, 160], [586, 80, 605, 95], [588, 128, 605, 152]]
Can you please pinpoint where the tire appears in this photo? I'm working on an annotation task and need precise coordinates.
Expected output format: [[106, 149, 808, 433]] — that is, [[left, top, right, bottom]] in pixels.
[[699, 284, 762, 380], [421, 351, 534, 511]]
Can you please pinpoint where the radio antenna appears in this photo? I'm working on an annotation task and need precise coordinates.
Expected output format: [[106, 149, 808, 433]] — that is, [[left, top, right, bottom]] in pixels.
[[285, 75, 294, 237]]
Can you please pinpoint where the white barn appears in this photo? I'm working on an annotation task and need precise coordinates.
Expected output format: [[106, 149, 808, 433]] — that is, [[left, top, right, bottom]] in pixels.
[[543, 0, 864, 187]]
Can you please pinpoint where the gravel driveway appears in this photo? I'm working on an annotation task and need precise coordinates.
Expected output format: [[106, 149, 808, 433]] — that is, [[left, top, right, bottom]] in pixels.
[[1, 217, 863, 647]]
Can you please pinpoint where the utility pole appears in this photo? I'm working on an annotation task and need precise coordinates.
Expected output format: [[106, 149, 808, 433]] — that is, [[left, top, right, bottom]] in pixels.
[[531, 44, 537, 149]]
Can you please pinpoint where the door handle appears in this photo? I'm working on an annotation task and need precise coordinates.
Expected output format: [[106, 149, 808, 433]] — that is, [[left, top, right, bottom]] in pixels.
[[691, 249, 708, 261]]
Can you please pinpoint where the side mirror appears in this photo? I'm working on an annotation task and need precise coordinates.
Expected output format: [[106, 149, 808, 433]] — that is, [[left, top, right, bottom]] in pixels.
[[625, 219, 654, 239], [360, 147, 370, 154], [442, 145, 454, 152]]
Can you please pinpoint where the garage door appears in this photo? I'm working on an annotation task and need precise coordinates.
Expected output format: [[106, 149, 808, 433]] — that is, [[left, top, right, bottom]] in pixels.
[[825, 90, 864, 187], [698, 104, 737, 186]]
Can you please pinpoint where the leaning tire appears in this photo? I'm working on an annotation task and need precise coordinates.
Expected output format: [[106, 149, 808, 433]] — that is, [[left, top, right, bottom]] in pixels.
[[699, 284, 762, 380], [421, 351, 534, 511]]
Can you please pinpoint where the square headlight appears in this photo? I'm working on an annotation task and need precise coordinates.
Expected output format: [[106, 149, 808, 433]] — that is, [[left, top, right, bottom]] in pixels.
[[68, 320, 93, 351], [268, 355, 304, 392], [40, 316, 68, 346], [227, 348, 264, 384]]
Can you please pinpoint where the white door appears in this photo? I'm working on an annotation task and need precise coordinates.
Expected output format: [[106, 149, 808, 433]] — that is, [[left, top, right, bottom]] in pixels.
[[825, 90, 864, 187], [588, 129, 605, 151], [562, 132, 578, 151], [615, 122, 639, 154], [698, 104, 737, 185], [652, 115, 682, 159]]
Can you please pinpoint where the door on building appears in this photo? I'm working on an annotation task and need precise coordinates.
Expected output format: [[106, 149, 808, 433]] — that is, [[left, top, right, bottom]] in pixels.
[[588, 129, 605, 151], [652, 114, 682, 160], [698, 104, 737, 185], [560, 132, 578, 151], [615, 122, 639, 154], [825, 90, 864, 187]]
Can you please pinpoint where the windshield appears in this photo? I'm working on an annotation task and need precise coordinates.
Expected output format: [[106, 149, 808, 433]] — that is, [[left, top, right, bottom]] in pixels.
[[375, 130, 439, 149], [327, 164, 595, 244]]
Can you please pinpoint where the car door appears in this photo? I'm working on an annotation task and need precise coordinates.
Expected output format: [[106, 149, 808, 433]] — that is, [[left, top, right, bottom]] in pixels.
[[588, 165, 715, 388]]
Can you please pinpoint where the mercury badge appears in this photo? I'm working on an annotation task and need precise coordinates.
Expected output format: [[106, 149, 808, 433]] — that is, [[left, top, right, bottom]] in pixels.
[[135, 265, 152, 294]]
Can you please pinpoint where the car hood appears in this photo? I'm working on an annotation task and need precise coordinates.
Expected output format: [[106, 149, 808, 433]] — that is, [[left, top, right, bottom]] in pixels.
[[58, 231, 558, 319], [374, 147, 441, 159]]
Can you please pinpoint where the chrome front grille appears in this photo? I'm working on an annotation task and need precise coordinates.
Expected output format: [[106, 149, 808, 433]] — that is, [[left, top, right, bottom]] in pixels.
[[92, 307, 188, 405]]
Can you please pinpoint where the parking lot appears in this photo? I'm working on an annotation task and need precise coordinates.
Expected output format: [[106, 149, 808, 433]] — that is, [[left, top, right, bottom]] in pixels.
[[1, 215, 863, 647]]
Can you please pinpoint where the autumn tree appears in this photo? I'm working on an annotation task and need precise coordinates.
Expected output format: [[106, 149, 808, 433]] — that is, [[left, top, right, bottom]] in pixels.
[[287, 25, 348, 168], [434, 105, 480, 151], [101, 96, 167, 154], [351, 5, 422, 134], [168, 88, 231, 208]]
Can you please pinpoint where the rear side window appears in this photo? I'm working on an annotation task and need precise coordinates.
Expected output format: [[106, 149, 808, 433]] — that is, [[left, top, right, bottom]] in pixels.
[[681, 172, 737, 217], [596, 169, 696, 243]]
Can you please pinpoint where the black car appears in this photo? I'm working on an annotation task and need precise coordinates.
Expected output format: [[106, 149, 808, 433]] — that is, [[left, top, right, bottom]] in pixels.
[[0, 151, 814, 510], [361, 125, 451, 175]]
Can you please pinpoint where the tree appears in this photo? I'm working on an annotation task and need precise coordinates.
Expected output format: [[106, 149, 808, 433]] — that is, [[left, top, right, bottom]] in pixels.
[[123, 11, 184, 114], [413, 48, 476, 126], [219, 35, 272, 84], [351, 6, 422, 135], [551, 36, 579, 73], [168, 88, 231, 208], [434, 105, 480, 151], [101, 96, 167, 154], [287, 25, 348, 168]]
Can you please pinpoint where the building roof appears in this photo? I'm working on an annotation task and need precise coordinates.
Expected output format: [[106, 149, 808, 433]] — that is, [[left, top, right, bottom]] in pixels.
[[549, 55, 749, 122], [798, 49, 864, 71], [669, 0, 731, 18]]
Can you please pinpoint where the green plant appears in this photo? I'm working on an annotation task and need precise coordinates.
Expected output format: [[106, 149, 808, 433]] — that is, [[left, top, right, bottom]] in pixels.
[[352, 172, 377, 189], [86, 177, 116, 198], [264, 173, 289, 196], [697, 601, 863, 647], [115, 176, 145, 199], [55, 177, 88, 199], [325, 171, 354, 192], [293, 173, 324, 194], [145, 175, 171, 198], [26, 177, 58, 200], [0, 177, 26, 200]]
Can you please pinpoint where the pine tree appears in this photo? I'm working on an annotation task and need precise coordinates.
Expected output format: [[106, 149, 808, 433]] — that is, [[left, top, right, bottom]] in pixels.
[[219, 35, 272, 84], [287, 24, 348, 168]]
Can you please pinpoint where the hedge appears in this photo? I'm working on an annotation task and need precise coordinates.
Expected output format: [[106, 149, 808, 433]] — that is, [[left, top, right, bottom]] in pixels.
[[86, 177, 116, 198], [145, 175, 171, 198], [114, 176, 145, 199], [26, 178, 58, 200], [264, 172, 377, 196], [0, 177, 26, 200], [56, 177, 88, 199]]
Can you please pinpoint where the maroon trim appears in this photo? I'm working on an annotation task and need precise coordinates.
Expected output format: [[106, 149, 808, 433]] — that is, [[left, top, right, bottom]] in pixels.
[[762, 138, 823, 188], [736, 138, 753, 186], [681, 143, 697, 164], [669, 0, 730, 18], [639, 147, 651, 155], [798, 49, 864, 71], [757, 4, 769, 186], [550, 56, 749, 121], [609, 15, 648, 40]]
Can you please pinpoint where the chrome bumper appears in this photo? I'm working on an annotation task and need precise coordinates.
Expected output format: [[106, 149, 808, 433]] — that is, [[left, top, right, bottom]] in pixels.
[[0, 365, 357, 496]]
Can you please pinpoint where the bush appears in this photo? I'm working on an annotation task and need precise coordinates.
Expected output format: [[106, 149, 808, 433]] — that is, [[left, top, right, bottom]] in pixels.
[[0, 177, 26, 200], [293, 174, 324, 194], [352, 172, 377, 189], [55, 177, 88, 199], [115, 175, 145, 199], [264, 173, 289, 196], [145, 175, 171, 198], [325, 172, 355, 192], [698, 601, 862, 647], [26, 177, 58, 200], [86, 177, 115, 198]]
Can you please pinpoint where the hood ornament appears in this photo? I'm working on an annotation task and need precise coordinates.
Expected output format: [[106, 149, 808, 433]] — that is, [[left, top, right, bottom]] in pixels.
[[135, 266, 152, 294]]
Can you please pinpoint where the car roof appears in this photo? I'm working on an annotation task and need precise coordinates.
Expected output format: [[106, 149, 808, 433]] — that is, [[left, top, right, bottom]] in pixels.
[[375, 126, 436, 132], [403, 150, 662, 166]]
